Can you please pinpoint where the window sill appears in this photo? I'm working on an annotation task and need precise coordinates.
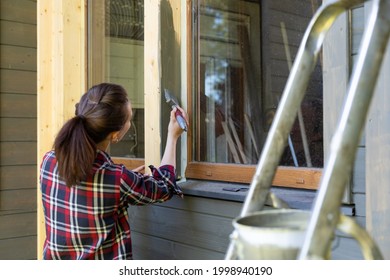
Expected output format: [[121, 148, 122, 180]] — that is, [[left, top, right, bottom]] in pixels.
[[178, 179, 355, 216]]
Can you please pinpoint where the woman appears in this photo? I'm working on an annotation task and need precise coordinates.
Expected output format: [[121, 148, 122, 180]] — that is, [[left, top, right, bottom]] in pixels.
[[39, 83, 188, 259]]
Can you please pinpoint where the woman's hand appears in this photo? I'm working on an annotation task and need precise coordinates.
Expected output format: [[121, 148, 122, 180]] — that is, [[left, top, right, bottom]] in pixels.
[[168, 107, 189, 139]]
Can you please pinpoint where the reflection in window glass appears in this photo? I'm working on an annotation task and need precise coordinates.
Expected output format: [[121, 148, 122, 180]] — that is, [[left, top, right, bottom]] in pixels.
[[89, 0, 145, 158], [192, 0, 323, 167]]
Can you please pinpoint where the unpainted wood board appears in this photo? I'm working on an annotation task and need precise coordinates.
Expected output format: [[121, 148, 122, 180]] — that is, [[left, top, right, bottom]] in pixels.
[[0, 93, 37, 118], [128, 205, 233, 253], [0, 20, 36, 48], [0, 211, 36, 239], [0, 235, 37, 260], [0, 188, 36, 212], [0, 0, 37, 24], [144, 0, 162, 168], [132, 231, 224, 260], [0, 142, 36, 166], [0, 117, 37, 141], [0, 69, 37, 95], [0, 45, 37, 71], [0, 165, 37, 191]]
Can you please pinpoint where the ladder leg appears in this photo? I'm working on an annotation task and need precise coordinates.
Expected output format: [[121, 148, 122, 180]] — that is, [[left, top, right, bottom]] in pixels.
[[225, 0, 366, 259], [299, 0, 390, 259]]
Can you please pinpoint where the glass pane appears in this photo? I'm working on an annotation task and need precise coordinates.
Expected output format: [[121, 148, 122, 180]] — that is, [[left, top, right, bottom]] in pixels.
[[192, 0, 323, 167], [88, 0, 144, 158]]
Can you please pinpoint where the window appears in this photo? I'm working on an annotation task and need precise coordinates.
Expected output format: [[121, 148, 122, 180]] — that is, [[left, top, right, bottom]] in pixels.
[[88, 0, 145, 169], [186, 0, 323, 189]]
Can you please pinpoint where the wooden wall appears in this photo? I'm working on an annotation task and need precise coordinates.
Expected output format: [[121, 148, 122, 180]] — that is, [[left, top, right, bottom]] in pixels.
[[129, 195, 242, 259], [0, 0, 379, 260], [128, 192, 365, 260], [0, 0, 37, 259]]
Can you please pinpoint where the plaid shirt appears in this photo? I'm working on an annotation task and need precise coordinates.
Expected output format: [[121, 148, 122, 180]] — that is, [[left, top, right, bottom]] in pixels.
[[40, 150, 182, 260]]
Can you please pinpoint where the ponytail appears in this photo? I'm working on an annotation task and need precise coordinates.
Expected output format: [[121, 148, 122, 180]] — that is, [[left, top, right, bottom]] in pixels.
[[53, 83, 130, 187], [54, 116, 96, 186]]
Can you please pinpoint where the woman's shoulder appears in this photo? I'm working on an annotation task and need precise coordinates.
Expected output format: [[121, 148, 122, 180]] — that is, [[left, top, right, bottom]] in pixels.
[[41, 150, 56, 162], [40, 150, 57, 170]]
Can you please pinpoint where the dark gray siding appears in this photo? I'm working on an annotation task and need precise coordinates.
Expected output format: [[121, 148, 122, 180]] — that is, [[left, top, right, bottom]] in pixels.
[[0, 0, 37, 259]]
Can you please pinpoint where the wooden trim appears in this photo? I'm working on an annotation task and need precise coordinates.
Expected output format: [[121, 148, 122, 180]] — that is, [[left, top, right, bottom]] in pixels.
[[184, 0, 323, 191], [144, 0, 162, 169], [186, 0, 194, 165], [37, 0, 87, 259], [185, 162, 322, 190]]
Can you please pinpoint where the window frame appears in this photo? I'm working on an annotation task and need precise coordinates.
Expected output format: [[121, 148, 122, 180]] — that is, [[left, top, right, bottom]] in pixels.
[[184, 0, 323, 190], [87, 0, 145, 171]]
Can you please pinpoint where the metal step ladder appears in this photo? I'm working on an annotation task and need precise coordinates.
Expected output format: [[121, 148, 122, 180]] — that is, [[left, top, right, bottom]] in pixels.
[[226, 0, 389, 260]]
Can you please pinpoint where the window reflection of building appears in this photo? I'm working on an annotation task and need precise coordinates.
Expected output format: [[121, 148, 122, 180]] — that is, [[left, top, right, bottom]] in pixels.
[[193, 0, 323, 168], [93, 0, 145, 158]]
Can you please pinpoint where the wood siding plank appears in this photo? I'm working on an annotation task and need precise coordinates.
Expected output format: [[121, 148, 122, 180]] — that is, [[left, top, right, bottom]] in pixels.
[[158, 195, 242, 218], [132, 232, 224, 260], [0, 165, 37, 191], [128, 203, 234, 253], [0, 0, 37, 24], [0, 189, 36, 212], [0, 118, 36, 141], [0, 94, 37, 117], [0, 236, 37, 260], [0, 45, 37, 71], [0, 142, 36, 166], [0, 212, 36, 239], [0, 20, 36, 48], [0, 69, 37, 95]]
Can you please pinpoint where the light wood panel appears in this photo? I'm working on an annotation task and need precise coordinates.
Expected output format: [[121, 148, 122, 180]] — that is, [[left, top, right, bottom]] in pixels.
[[37, 0, 86, 259], [144, 0, 162, 169]]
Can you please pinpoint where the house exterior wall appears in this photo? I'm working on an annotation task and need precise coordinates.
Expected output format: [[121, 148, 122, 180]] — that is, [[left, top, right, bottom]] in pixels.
[[0, 0, 37, 260], [128, 183, 364, 260], [0, 0, 387, 260], [129, 3, 370, 261]]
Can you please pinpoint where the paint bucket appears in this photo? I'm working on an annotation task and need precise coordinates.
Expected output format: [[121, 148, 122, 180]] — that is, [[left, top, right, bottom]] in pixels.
[[232, 209, 310, 259]]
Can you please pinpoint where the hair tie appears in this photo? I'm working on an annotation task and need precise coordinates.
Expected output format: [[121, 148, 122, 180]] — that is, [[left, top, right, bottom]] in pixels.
[[77, 114, 86, 121]]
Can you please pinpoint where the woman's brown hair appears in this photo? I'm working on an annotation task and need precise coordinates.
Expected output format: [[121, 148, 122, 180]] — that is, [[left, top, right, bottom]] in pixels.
[[54, 83, 130, 186]]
